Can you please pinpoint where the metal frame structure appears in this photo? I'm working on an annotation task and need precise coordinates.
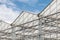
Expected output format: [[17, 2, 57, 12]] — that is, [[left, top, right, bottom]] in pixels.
[[0, 0, 60, 40]]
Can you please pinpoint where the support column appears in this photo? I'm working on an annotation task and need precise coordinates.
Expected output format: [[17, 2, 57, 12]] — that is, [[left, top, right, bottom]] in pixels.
[[38, 15, 44, 40], [11, 24, 16, 40]]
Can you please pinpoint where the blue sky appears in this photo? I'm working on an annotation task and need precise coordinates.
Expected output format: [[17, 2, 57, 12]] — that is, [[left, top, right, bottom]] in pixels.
[[11, 0, 52, 14], [0, 0, 52, 23]]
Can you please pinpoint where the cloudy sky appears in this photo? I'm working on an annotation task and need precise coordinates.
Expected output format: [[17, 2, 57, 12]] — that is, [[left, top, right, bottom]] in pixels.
[[0, 0, 52, 23]]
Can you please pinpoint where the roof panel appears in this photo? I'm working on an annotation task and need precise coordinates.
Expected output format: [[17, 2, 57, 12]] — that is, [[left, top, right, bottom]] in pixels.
[[12, 11, 38, 26], [39, 0, 60, 17]]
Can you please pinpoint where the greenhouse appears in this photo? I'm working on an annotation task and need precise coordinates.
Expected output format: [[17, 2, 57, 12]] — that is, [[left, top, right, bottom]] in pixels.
[[0, 0, 60, 40]]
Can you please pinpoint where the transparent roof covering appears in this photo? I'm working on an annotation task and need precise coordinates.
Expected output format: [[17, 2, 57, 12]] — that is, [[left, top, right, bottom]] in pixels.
[[0, 11, 60, 40], [0, 0, 60, 40]]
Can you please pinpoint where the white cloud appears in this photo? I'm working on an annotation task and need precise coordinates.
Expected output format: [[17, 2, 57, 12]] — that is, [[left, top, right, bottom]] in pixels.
[[0, 0, 16, 7], [18, 0, 29, 3], [0, 0, 7, 3], [0, 5, 20, 23], [0, 0, 21, 23], [18, 0, 38, 6]]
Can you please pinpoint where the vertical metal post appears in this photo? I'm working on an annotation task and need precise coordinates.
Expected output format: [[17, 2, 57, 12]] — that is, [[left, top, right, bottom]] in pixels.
[[38, 15, 44, 40], [0, 21, 2, 40], [11, 24, 16, 40]]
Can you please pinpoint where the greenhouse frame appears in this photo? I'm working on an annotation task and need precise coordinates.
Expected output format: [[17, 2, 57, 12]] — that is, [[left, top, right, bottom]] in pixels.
[[0, 0, 60, 40]]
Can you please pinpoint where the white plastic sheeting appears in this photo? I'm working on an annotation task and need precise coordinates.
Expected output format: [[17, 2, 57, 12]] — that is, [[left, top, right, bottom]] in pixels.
[[39, 0, 60, 17], [12, 11, 38, 25], [39, 0, 60, 40], [0, 0, 60, 40], [0, 11, 40, 40], [11, 11, 39, 40]]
